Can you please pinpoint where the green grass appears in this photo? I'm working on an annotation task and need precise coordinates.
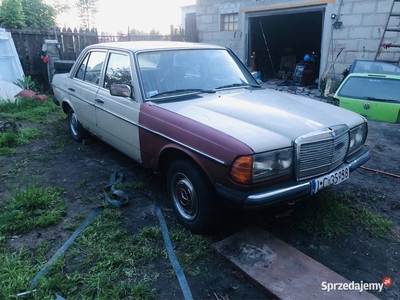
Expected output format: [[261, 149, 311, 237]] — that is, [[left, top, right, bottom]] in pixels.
[[282, 188, 393, 240], [0, 158, 28, 179], [352, 208, 393, 236], [170, 230, 212, 275], [63, 209, 159, 299], [0, 224, 208, 299], [0, 126, 43, 156], [0, 186, 66, 235], [0, 97, 59, 123], [0, 244, 40, 300]]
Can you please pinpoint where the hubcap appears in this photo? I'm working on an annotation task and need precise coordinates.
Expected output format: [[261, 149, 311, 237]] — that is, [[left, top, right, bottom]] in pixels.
[[70, 112, 79, 136], [171, 173, 198, 221]]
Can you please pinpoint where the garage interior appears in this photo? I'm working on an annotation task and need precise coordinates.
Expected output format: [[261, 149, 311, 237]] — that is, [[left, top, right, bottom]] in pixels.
[[249, 9, 324, 85]]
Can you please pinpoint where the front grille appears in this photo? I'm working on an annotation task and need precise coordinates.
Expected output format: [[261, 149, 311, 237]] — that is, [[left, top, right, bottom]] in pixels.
[[295, 125, 349, 181]]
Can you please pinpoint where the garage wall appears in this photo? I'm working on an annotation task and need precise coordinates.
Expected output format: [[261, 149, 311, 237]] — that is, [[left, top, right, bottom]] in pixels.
[[329, 0, 399, 75], [195, 0, 399, 84]]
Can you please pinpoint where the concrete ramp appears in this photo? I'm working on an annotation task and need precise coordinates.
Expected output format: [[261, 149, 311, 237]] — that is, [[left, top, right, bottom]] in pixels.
[[213, 226, 379, 300]]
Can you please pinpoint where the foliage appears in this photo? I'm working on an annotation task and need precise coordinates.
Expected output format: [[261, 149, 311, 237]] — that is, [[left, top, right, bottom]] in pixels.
[[14, 75, 39, 91], [0, 186, 65, 234], [0, 0, 58, 30], [21, 0, 56, 30], [149, 28, 160, 36], [75, 0, 99, 30], [129, 28, 145, 35], [0, 97, 59, 123], [0, 0, 25, 29], [53, 0, 70, 16]]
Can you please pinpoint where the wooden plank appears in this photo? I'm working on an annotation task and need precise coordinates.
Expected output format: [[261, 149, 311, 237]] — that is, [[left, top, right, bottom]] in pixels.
[[213, 226, 379, 300]]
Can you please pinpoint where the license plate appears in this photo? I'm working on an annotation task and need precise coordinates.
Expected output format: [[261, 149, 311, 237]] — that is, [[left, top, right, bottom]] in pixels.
[[310, 166, 350, 195]]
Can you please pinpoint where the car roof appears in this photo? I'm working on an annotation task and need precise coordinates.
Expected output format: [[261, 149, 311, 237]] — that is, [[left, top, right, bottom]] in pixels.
[[345, 73, 400, 80], [85, 41, 226, 52]]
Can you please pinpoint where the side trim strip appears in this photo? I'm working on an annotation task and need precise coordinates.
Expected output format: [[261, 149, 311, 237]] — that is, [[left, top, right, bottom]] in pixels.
[[89, 104, 228, 166], [55, 85, 94, 107], [55, 82, 228, 166]]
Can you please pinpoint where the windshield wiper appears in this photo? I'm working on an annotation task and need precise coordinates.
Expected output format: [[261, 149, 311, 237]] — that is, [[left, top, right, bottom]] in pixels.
[[366, 97, 397, 102], [149, 88, 216, 98], [215, 83, 261, 90]]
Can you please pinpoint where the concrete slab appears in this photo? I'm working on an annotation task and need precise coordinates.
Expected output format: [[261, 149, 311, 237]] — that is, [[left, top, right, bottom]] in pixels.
[[213, 226, 379, 300]]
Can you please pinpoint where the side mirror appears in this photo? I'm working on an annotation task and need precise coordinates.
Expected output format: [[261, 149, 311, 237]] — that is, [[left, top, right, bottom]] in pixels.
[[110, 84, 133, 99]]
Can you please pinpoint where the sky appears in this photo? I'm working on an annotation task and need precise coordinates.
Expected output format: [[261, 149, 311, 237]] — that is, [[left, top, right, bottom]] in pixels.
[[53, 0, 196, 35]]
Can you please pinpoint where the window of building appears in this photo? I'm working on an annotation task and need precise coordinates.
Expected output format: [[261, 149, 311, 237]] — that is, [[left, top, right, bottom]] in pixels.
[[221, 13, 238, 31]]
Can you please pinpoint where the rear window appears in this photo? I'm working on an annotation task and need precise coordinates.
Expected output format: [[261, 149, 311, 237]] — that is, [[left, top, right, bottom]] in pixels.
[[337, 76, 400, 102]]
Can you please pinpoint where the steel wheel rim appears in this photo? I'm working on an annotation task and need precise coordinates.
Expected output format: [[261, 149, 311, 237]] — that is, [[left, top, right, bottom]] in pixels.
[[70, 112, 79, 137], [171, 172, 198, 222]]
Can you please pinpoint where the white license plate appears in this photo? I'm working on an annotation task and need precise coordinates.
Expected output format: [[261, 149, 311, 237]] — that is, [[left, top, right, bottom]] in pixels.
[[310, 166, 350, 195]]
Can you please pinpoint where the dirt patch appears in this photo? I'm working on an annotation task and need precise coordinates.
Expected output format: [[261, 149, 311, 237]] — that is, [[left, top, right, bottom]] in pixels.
[[0, 119, 399, 299]]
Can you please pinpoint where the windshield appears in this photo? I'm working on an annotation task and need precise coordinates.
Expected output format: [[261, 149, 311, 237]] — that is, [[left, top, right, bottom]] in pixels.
[[337, 76, 400, 102], [136, 49, 257, 100]]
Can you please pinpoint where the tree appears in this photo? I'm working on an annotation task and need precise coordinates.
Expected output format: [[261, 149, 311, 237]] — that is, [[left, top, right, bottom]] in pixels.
[[129, 28, 145, 36], [21, 0, 56, 30], [75, 0, 99, 30], [53, 0, 70, 16], [149, 28, 160, 36], [0, 0, 25, 29]]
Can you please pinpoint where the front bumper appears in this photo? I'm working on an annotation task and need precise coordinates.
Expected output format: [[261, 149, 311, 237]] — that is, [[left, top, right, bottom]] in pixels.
[[216, 147, 371, 209]]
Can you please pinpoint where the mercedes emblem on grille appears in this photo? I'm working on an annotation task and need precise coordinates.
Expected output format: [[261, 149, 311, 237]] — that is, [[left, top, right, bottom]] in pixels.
[[364, 103, 371, 110]]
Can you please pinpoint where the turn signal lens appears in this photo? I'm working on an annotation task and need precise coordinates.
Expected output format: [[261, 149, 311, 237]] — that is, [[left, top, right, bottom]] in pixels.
[[231, 156, 252, 184]]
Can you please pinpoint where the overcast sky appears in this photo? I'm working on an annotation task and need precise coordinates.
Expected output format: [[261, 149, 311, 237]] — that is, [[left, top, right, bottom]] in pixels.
[[51, 0, 195, 34]]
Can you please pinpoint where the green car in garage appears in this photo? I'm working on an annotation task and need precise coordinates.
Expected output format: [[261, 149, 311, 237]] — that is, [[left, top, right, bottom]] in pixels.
[[334, 73, 400, 123]]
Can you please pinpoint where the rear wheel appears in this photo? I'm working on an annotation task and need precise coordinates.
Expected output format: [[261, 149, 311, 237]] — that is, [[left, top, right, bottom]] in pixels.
[[68, 108, 86, 142], [167, 159, 220, 232]]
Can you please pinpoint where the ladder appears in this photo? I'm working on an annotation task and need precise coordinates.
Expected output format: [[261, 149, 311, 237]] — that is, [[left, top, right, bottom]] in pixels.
[[374, 0, 400, 64]]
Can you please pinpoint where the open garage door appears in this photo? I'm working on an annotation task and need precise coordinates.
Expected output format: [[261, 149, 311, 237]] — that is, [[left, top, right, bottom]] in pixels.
[[249, 8, 324, 84]]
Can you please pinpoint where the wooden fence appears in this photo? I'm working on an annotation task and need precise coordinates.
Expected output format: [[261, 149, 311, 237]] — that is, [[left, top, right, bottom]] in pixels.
[[9, 27, 198, 85], [9, 28, 98, 80], [98, 28, 199, 43]]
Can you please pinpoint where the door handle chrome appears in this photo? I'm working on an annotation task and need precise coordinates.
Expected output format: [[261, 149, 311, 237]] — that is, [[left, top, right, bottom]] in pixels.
[[95, 98, 104, 104], [68, 87, 75, 92]]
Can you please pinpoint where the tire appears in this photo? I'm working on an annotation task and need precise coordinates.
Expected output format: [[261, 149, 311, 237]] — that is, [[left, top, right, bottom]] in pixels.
[[167, 159, 221, 232], [54, 60, 75, 73], [68, 108, 86, 142]]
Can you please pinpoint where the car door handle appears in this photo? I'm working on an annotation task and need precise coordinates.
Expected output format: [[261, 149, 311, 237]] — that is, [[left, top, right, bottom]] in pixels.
[[68, 87, 75, 92], [95, 98, 104, 104]]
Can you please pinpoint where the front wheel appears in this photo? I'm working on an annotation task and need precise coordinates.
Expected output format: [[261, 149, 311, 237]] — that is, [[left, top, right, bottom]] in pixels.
[[167, 159, 220, 232], [68, 108, 86, 142]]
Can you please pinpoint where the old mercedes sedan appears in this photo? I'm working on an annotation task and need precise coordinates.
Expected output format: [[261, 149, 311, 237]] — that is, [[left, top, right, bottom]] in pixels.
[[52, 41, 371, 232]]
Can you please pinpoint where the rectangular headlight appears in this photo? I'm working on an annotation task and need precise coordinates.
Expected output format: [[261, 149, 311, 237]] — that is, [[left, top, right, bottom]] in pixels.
[[253, 148, 293, 183], [348, 122, 368, 156]]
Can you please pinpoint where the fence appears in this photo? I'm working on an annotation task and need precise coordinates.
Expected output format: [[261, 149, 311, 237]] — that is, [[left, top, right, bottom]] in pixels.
[[98, 28, 199, 43], [9, 27, 199, 86], [9, 28, 98, 80]]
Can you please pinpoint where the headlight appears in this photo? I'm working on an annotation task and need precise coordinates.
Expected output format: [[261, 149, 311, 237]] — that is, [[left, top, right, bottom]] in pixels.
[[231, 148, 293, 184], [348, 122, 367, 155]]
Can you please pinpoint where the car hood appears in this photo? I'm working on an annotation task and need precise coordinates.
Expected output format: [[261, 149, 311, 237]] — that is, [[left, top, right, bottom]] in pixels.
[[156, 88, 365, 153]]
